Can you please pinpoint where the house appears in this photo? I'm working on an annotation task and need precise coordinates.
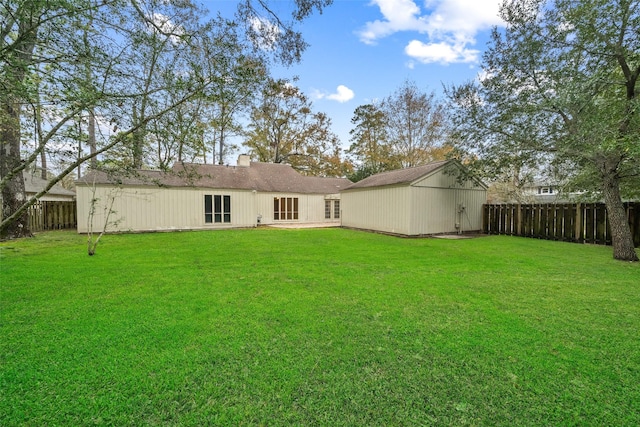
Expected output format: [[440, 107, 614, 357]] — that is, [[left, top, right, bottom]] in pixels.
[[340, 160, 487, 236], [522, 181, 584, 203], [75, 155, 351, 233], [25, 172, 76, 202]]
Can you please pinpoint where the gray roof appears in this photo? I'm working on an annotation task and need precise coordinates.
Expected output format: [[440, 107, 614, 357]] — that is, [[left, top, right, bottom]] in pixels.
[[344, 160, 451, 190], [24, 174, 76, 197], [77, 162, 351, 195]]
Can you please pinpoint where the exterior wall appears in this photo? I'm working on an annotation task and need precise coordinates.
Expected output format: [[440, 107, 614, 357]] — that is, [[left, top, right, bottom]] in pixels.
[[76, 185, 256, 233], [341, 167, 487, 236], [76, 185, 341, 233], [254, 193, 341, 225], [412, 166, 483, 190], [340, 186, 411, 235], [409, 169, 486, 235], [408, 187, 486, 235]]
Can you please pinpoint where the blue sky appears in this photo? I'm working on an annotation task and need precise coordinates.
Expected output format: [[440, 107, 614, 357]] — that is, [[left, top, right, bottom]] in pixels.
[[207, 0, 506, 151]]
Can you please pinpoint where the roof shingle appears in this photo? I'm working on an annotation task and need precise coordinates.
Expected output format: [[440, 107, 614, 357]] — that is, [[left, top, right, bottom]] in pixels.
[[25, 174, 76, 196], [77, 162, 351, 194], [343, 160, 450, 190]]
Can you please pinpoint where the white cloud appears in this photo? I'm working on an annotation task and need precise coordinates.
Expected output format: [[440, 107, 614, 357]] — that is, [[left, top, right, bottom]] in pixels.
[[404, 39, 479, 64], [249, 17, 281, 51], [357, 0, 428, 45], [358, 0, 504, 65], [314, 85, 355, 103], [422, 0, 503, 37], [327, 85, 355, 103]]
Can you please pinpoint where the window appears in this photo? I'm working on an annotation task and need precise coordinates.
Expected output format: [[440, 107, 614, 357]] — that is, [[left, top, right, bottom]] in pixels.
[[222, 195, 231, 222], [274, 197, 298, 220], [325, 200, 340, 219], [205, 195, 213, 223], [205, 195, 231, 223], [539, 186, 554, 195]]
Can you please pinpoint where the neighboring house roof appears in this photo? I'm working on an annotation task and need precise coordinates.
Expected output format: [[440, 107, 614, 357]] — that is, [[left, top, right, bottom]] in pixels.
[[77, 162, 352, 194], [343, 160, 486, 190], [24, 174, 76, 198]]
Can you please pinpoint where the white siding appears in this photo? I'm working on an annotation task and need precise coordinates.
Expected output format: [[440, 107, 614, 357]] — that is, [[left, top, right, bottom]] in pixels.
[[77, 185, 256, 233], [409, 186, 486, 235], [254, 193, 341, 225], [408, 166, 486, 234], [77, 185, 341, 233], [341, 167, 486, 236], [341, 186, 411, 235]]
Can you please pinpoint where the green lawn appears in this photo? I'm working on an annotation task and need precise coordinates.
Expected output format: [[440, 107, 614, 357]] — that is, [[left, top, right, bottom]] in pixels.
[[1, 229, 639, 426]]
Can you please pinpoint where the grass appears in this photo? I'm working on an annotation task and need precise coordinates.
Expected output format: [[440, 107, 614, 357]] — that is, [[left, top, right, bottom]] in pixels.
[[1, 228, 639, 426]]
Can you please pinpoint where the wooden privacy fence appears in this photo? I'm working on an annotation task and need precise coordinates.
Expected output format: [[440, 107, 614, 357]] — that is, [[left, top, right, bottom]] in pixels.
[[483, 202, 640, 248], [28, 201, 77, 232]]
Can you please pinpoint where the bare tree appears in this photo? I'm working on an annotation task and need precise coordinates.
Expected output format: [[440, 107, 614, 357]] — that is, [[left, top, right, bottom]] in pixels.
[[383, 80, 448, 168], [86, 183, 120, 256]]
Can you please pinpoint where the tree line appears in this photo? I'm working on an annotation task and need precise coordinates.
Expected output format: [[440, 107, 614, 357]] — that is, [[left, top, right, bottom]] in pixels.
[[1, 0, 334, 238]]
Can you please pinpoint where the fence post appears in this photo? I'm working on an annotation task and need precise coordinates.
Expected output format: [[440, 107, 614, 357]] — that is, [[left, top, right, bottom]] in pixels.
[[629, 202, 640, 247], [26, 200, 76, 232], [573, 203, 580, 243], [597, 204, 607, 245]]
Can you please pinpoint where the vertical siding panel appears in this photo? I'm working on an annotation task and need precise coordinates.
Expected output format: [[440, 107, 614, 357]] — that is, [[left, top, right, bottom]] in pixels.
[[343, 169, 487, 236], [77, 185, 260, 232], [342, 186, 411, 235], [409, 171, 486, 235], [252, 193, 331, 225]]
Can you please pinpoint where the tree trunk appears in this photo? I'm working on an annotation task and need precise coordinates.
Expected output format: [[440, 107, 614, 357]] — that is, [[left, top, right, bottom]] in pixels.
[[132, 105, 144, 169], [88, 109, 96, 169], [77, 119, 83, 179], [40, 151, 47, 179], [1, 102, 31, 239], [1, 12, 37, 239], [218, 104, 226, 165], [218, 126, 225, 165], [83, 15, 97, 170], [601, 161, 638, 261], [36, 97, 47, 179]]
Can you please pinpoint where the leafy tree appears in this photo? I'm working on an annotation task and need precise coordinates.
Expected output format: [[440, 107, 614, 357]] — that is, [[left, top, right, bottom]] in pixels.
[[147, 94, 208, 169], [447, 0, 639, 261], [0, 0, 333, 238], [383, 80, 448, 168], [346, 103, 399, 179], [2, 0, 95, 238], [347, 86, 450, 180], [485, 166, 537, 203], [244, 78, 345, 176]]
